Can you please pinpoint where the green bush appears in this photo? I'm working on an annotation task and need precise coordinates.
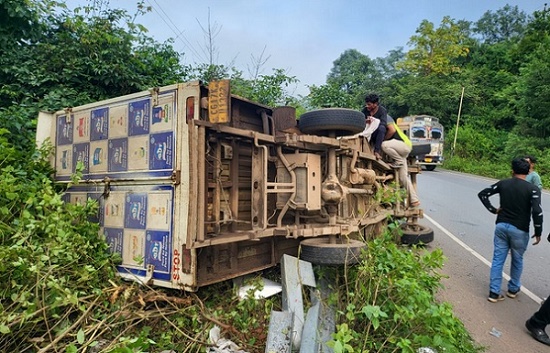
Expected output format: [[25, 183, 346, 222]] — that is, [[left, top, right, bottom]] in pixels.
[[443, 156, 510, 180], [0, 134, 119, 352], [327, 230, 482, 353]]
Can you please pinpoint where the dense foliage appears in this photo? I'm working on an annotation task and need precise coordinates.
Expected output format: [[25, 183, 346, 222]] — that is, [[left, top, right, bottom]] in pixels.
[[328, 230, 481, 353], [0, 134, 120, 351], [0, 0, 188, 150], [308, 4, 550, 186]]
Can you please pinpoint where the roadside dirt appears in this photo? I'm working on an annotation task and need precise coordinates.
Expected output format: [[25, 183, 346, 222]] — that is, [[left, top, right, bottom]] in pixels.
[[431, 233, 549, 353]]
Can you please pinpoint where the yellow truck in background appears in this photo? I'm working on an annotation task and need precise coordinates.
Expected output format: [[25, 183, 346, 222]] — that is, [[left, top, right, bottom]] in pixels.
[[36, 80, 433, 291], [398, 115, 444, 171]]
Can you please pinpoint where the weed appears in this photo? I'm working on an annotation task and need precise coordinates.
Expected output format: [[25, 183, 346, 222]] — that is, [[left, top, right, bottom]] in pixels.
[[327, 231, 482, 353]]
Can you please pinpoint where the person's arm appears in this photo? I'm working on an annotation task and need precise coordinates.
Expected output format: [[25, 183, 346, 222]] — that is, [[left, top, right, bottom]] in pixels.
[[477, 184, 499, 214], [534, 173, 543, 190], [531, 188, 543, 238]]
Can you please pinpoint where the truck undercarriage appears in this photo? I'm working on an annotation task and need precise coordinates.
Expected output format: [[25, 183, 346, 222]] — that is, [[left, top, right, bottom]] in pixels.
[[37, 80, 432, 291]]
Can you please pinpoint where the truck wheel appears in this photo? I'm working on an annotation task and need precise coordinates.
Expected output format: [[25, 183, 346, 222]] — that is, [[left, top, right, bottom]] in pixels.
[[400, 223, 434, 245], [298, 108, 366, 137], [424, 165, 436, 171], [300, 237, 366, 265]]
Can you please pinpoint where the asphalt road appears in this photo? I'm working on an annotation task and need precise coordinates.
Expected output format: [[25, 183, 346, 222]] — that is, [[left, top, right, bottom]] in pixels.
[[416, 168, 550, 352]]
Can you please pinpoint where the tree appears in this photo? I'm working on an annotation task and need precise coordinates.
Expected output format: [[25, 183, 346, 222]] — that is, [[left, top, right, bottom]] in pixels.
[[400, 16, 470, 76], [308, 49, 397, 110], [515, 36, 550, 141], [474, 5, 529, 44], [515, 5, 550, 64], [0, 0, 51, 107], [327, 49, 379, 91], [389, 74, 468, 128], [231, 68, 298, 107], [461, 48, 519, 132], [373, 47, 407, 80], [326, 49, 384, 103], [197, 7, 223, 66], [307, 82, 357, 109], [0, 0, 44, 49], [0, 0, 188, 151], [459, 6, 535, 133]]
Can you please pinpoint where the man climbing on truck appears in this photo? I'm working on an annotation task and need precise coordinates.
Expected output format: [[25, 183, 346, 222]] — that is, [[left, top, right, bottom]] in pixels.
[[382, 115, 420, 208], [362, 94, 387, 161]]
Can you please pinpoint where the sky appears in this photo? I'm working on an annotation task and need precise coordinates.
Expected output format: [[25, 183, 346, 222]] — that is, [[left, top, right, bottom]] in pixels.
[[78, 0, 546, 95]]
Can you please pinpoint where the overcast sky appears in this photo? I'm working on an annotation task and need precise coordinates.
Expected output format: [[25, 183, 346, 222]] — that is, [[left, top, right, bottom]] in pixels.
[[82, 0, 546, 95]]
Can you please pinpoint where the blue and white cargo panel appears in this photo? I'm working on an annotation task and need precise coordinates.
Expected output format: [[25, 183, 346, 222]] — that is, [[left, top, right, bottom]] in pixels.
[[53, 89, 177, 182]]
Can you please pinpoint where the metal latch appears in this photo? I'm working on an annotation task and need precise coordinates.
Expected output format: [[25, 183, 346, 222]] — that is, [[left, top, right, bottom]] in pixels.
[[102, 177, 111, 198], [172, 170, 181, 185], [64, 107, 73, 124], [144, 264, 155, 285], [150, 87, 160, 106]]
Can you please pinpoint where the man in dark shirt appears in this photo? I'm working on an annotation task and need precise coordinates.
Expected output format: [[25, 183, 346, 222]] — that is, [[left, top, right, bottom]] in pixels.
[[478, 157, 543, 303], [362, 94, 387, 160]]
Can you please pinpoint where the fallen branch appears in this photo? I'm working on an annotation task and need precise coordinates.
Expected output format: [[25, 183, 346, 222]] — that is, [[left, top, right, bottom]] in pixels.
[[37, 296, 100, 353]]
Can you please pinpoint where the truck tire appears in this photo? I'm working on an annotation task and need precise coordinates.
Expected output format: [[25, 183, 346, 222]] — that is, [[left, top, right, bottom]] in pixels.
[[299, 108, 366, 137], [400, 223, 434, 245], [424, 165, 436, 171], [300, 237, 366, 265]]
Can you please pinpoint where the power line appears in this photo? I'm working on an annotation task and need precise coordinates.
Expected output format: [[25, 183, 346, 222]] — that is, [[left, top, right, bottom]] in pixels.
[[146, 0, 206, 63], [149, 0, 205, 62]]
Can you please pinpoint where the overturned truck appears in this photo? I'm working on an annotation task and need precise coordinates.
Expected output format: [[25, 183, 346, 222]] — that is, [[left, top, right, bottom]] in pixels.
[[36, 80, 433, 291]]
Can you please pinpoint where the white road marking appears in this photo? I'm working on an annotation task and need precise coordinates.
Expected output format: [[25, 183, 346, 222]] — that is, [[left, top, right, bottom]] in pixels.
[[424, 213, 543, 305]]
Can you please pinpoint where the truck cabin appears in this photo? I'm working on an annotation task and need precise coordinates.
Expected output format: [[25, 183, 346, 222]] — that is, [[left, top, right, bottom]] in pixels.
[[398, 115, 443, 143]]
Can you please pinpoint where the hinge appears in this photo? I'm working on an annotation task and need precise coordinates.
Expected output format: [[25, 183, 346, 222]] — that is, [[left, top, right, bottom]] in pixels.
[[150, 87, 160, 106], [64, 107, 73, 124], [172, 170, 181, 185]]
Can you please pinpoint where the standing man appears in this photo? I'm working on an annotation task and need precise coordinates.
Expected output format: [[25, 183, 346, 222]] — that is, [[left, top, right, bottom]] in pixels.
[[526, 296, 550, 346], [525, 155, 543, 190], [362, 94, 387, 160], [478, 157, 543, 303]]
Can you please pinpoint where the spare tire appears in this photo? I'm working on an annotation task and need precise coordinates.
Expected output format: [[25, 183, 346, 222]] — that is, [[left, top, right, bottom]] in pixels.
[[299, 108, 366, 137], [399, 223, 434, 245], [300, 237, 366, 265]]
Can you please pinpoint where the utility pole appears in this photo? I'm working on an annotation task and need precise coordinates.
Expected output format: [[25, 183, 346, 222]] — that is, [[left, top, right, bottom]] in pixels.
[[452, 87, 465, 158]]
